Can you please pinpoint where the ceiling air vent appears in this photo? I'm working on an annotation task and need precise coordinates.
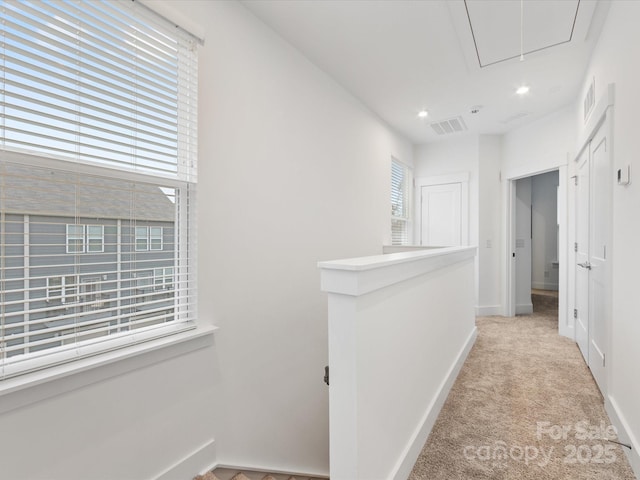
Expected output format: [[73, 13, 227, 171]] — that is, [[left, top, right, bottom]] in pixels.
[[430, 116, 468, 135]]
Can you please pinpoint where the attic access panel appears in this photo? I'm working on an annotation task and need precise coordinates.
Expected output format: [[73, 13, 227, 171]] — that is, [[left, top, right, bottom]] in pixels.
[[464, 0, 580, 68]]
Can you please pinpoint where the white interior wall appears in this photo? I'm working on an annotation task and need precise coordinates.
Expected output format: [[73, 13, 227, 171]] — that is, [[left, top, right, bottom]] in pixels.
[[0, 1, 414, 478], [531, 171, 559, 291], [501, 107, 575, 324], [413, 136, 480, 305], [0, 343, 218, 480], [478, 136, 503, 315], [502, 108, 575, 179], [190, 0, 413, 474], [576, 2, 640, 474], [414, 135, 503, 315], [515, 177, 533, 314]]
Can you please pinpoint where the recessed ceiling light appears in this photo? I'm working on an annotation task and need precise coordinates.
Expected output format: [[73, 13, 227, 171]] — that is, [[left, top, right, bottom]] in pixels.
[[417, 109, 429, 119], [516, 86, 530, 95]]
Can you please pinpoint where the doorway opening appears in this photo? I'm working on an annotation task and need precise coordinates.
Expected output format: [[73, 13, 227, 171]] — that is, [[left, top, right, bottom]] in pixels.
[[514, 171, 560, 316], [504, 164, 569, 338]]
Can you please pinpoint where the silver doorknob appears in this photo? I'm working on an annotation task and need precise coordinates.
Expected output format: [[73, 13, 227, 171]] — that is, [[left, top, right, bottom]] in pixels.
[[577, 262, 592, 270]]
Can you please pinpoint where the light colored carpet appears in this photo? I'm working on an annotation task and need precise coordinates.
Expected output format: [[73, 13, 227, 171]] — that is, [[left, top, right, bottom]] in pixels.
[[409, 293, 636, 480], [195, 469, 323, 480]]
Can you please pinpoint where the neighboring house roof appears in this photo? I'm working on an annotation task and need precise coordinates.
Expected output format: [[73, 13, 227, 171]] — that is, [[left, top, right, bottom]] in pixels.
[[0, 161, 175, 222]]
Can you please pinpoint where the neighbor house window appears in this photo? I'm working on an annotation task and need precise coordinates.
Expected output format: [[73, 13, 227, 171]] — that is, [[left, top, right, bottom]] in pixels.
[[81, 278, 103, 311], [47, 276, 79, 304], [150, 227, 163, 251], [86, 226, 105, 253], [391, 158, 412, 245], [154, 267, 174, 290], [135, 226, 163, 251], [0, 0, 198, 380], [66, 224, 105, 253], [66, 225, 85, 254], [135, 227, 149, 251]]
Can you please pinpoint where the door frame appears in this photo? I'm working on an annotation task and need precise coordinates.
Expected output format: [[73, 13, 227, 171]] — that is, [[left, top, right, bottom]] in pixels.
[[502, 85, 615, 340], [503, 166, 569, 336], [414, 172, 470, 246]]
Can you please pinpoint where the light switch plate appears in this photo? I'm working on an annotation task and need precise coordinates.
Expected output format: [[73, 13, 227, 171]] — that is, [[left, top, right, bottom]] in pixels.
[[617, 165, 631, 185]]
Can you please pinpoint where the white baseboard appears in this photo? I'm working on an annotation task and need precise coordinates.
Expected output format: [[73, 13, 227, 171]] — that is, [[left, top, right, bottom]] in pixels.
[[531, 281, 558, 290], [155, 439, 216, 480], [213, 463, 329, 479], [516, 303, 533, 315], [476, 305, 502, 316], [390, 326, 478, 480], [605, 395, 640, 478]]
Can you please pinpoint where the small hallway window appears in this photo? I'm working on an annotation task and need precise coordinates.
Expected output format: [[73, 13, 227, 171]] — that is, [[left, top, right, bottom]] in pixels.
[[391, 158, 412, 245]]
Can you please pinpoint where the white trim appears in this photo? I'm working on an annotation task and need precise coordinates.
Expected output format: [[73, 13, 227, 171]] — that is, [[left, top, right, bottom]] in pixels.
[[503, 165, 569, 337], [557, 166, 571, 338], [155, 439, 217, 480], [135, 225, 150, 251], [211, 464, 329, 480], [0, 325, 216, 414], [138, 0, 206, 45], [319, 246, 476, 296], [390, 327, 477, 480], [605, 395, 640, 478], [503, 179, 516, 316], [86, 224, 105, 253], [149, 226, 164, 251], [416, 172, 470, 186], [66, 224, 86, 254], [576, 84, 615, 159], [391, 157, 413, 246], [531, 281, 559, 290]]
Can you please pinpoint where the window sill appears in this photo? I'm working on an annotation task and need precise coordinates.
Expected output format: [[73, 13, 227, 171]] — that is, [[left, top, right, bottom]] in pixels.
[[0, 323, 217, 415]]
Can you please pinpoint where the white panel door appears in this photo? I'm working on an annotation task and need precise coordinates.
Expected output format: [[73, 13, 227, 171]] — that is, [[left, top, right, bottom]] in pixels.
[[574, 149, 590, 363], [574, 114, 611, 396], [588, 119, 611, 394], [420, 183, 462, 246]]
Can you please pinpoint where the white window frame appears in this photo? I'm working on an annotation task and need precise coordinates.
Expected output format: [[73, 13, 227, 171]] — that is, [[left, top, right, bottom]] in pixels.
[[46, 275, 79, 304], [81, 277, 103, 311], [66, 225, 85, 254], [86, 225, 105, 253], [154, 267, 174, 291], [66, 224, 105, 253], [135, 226, 149, 251], [135, 271, 154, 291], [0, 0, 208, 392], [149, 227, 163, 251], [391, 158, 413, 246]]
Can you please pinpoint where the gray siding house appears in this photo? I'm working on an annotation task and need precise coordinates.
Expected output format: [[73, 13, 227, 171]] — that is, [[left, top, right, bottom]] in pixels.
[[1, 162, 177, 359]]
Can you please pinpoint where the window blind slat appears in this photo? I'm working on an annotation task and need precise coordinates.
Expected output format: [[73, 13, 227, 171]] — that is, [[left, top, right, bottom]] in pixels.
[[0, 0, 197, 182], [3, 82, 179, 140], [2, 26, 179, 105], [7, 1, 181, 94]]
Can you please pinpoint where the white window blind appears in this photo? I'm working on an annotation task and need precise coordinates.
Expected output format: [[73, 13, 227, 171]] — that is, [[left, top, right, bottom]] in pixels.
[[0, 0, 198, 380], [391, 158, 411, 245], [0, 0, 197, 181]]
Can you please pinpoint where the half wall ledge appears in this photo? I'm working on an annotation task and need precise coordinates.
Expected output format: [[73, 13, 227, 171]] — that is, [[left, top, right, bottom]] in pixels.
[[318, 245, 477, 296]]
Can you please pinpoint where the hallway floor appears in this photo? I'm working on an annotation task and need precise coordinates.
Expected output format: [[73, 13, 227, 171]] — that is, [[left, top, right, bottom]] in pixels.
[[409, 295, 636, 479]]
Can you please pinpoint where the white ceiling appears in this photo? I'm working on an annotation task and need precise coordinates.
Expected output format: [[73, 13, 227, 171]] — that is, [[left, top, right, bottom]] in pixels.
[[241, 0, 610, 144]]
